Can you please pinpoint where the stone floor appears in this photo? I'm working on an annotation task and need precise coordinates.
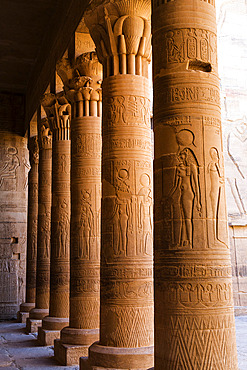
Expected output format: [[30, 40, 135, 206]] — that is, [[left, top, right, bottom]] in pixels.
[[0, 317, 247, 369]]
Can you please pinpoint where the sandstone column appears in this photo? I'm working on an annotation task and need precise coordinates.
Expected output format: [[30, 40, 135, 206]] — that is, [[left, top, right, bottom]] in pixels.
[[83, 2, 153, 369], [38, 94, 71, 346], [18, 136, 39, 322], [54, 52, 102, 365], [27, 118, 52, 333], [152, 0, 238, 368]]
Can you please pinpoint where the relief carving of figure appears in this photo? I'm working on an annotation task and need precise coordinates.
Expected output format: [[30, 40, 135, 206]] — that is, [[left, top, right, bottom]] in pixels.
[[0, 147, 20, 189], [138, 173, 152, 255], [55, 203, 69, 258], [41, 214, 50, 258], [78, 191, 94, 259], [208, 147, 227, 246], [169, 148, 202, 248], [111, 169, 132, 256], [30, 219, 37, 260]]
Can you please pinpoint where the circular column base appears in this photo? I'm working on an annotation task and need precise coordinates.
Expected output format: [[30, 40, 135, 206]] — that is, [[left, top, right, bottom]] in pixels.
[[42, 316, 69, 331], [20, 302, 35, 313], [86, 342, 154, 369], [61, 327, 99, 345], [29, 308, 49, 320]]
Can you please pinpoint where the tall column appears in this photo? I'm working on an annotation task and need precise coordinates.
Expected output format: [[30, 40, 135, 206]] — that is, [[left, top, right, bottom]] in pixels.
[[38, 94, 71, 346], [54, 51, 102, 366], [84, 2, 153, 369], [152, 0, 238, 368], [18, 136, 39, 322], [27, 118, 52, 333]]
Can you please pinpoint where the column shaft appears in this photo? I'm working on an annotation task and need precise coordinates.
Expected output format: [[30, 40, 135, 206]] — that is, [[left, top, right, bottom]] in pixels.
[[84, 2, 154, 368], [39, 94, 71, 345], [28, 121, 52, 327], [54, 51, 102, 366], [19, 136, 39, 319], [152, 0, 238, 368]]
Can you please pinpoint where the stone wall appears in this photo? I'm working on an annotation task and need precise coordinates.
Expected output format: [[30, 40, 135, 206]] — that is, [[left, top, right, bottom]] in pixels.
[[217, 0, 247, 306], [0, 92, 28, 319]]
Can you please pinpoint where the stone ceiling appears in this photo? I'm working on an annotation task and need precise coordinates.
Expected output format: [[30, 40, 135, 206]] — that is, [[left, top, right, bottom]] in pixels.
[[0, 0, 91, 129]]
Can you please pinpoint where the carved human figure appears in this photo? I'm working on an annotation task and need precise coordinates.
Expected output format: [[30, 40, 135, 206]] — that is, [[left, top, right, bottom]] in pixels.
[[169, 148, 201, 248], [112, 169, 132, 256], [208, 147, 225, 244], [78, 191, 94, 259], [0, 147, 20, 187], [56, 205, 69, 258], [138, 173, 152, 255], [41, 215, 50, 259], [30, 219, 37, 260]]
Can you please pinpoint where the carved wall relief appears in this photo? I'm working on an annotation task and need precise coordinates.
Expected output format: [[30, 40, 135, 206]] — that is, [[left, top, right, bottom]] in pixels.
[[0, 133, 28, 319]]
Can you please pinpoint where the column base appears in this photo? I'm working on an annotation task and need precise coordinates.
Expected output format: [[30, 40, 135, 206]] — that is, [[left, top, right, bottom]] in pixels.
[[42, 316, 69, 331], [37, 326, 60, 346], [20, 302, 35, 312], [54, 339, 89, 366], [29, 308, 49, 320], [61, 327, 99, 345], [17, 311, 29, 323], [26, 318, 42, 333], [80, 342, 154, 370]]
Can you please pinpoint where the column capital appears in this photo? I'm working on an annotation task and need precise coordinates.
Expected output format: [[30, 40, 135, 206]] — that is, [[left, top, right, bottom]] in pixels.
[[41, 93, 71, 140], [28, 136, 39, 166], [38, 118, 52, 150], [85, 0, 151, 77], [57, 52, 102, 103]]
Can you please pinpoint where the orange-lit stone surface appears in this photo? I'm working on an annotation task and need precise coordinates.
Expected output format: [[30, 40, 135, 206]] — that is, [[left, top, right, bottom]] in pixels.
[[83, 1, 154, 368], [54, 51, 102, 365], [38, 94, 71, 345], [152, 0, 238, 368], [27, 118, 52, 333]]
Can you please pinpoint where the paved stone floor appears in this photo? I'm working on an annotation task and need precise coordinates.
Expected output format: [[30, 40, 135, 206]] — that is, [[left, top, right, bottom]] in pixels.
[[0, 317, 247, 369]]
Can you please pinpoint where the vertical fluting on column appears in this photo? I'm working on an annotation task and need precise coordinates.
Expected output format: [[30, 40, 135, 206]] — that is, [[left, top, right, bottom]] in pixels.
[[152, 0, 238, 368], [19, 136, 39, 317], [39, 94, 71, 340], [28, 119, 52, 321], [53, 51, 102, 365], [84, 1, 153, 369]]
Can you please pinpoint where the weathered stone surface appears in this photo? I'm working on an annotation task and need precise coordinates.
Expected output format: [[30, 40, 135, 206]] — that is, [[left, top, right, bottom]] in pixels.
[[152, 0, 238, 368], [54, 339, 89, 366], [84, 1, 154, 368], [19, 136, 39, 322], [38, 93, 71, 345], [26, 318, 42, 334], [28, 118, 52, 328], [0, 132, 28, 319], [54, 51, 102, 365]]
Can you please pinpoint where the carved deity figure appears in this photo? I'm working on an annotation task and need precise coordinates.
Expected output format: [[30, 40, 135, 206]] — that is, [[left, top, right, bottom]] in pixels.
[[138, 173, 152, 255], [208, 147, 226, 246], [0, 147, 20, 188], [55, 206, 69, 258], [111, 169, 132, 256], [78, 191, 94, 259], [169, 148, 201, 248], [41, 215, 50, 258]]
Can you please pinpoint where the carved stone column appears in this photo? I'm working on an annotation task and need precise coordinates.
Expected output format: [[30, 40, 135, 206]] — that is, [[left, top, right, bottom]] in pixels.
[[54, 52, 102, 365], [27, 119, 52, 334], [83, 2, 154, 369], [18, 136, 39, 323], [38, 94, 71, 346], [152, 0, 238, 368]]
